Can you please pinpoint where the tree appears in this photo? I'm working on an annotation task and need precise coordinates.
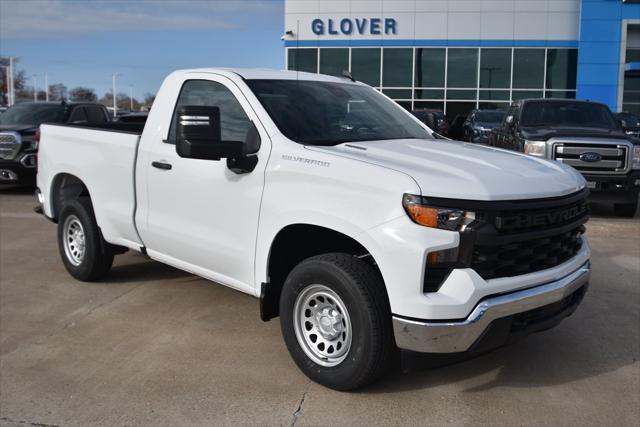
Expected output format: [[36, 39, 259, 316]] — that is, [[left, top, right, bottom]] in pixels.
[[0, 57, 27, 105], [99, 91, 140, 112], [143, 92, 156, 108], [69, 87, 97, 102], [49, 83, 68, 101]]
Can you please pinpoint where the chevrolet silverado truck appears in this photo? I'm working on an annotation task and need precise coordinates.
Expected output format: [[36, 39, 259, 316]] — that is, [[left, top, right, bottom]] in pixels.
[[0, 101, 111, 186], [36, 69, 591, 390], [491, 99, 640, 217]]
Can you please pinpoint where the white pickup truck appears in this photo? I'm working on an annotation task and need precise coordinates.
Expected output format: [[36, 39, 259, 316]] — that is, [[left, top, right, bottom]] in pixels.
[[36, 68, 591, 390]]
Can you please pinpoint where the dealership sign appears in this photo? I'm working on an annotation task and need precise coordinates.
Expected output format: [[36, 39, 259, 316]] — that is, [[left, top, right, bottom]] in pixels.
[[311, 18, 397, 36]]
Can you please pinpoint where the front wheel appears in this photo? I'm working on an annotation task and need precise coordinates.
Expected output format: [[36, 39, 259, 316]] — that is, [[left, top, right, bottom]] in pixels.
[[57, 198, 114, 281], [280, 253, 394, 391]]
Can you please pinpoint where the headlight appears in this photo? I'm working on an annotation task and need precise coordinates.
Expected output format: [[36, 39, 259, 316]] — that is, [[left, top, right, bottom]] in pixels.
[[403, 194, 476, 231], [633, 145, 640, 170], [524, 140, 546, 157]]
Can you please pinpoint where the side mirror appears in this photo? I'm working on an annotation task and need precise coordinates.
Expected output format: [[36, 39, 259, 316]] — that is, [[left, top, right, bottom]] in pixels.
[[176, 106, 243, 161], [505, 115, 515, 128]]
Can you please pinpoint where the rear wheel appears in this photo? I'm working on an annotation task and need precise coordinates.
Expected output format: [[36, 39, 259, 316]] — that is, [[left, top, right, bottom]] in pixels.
[[57, 198, 114, 281], [280, 253, 394, 391]]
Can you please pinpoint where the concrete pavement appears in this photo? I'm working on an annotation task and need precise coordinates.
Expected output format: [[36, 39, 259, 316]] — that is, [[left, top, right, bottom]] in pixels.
[[1, 188, 638, 426]]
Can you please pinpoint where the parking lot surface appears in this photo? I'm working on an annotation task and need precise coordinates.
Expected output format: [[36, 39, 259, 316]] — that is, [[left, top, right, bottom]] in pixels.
[[0, 188, 638, 426]]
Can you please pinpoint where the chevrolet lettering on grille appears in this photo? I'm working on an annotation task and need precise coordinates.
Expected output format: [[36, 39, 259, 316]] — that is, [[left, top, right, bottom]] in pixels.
[[495, 203, 589, 231]]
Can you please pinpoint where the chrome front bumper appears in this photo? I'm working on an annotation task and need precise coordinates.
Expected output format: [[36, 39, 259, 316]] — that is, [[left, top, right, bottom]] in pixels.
[[392, 261, 591, 353]]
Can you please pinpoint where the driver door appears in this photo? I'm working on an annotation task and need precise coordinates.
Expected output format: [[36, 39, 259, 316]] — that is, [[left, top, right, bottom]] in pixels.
[[138, 75, 269, 293]]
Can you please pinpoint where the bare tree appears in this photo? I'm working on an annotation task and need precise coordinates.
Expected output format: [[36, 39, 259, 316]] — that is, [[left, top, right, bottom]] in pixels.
[[49, 83, 68, 101], [0, 57, 27, 105], [69, 87, 97, 102]]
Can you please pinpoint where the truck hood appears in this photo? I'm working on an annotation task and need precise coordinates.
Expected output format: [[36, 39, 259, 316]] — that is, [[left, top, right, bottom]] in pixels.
[[310, 138, 585, 201], [0, 124, 38, 134], [520, 126, 630, 141]]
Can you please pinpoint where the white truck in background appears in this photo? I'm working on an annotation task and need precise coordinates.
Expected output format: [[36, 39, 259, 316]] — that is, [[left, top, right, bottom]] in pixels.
[[36, 69, 591, 390]]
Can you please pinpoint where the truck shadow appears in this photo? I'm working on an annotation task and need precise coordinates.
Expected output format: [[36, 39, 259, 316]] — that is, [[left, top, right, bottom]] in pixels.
[[105, 254, 192, 284]]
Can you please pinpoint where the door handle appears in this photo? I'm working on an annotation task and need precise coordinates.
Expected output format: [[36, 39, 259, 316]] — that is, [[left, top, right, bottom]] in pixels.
[[152, 161, 172, 170]]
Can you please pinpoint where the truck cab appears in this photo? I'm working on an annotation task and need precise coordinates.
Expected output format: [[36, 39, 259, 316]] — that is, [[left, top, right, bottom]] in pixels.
[[491, 99, 640, 216]]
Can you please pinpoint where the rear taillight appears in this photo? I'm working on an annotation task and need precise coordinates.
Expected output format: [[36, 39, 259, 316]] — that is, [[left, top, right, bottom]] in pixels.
[[34, 128, 41, 150]]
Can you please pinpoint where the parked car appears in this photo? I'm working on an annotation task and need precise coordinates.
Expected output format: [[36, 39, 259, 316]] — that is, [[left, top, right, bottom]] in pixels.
[[491, 99, 640, 217], [411, 109, 449, 136], [0, 101, 110, 186], [614, 111, 640, 139], [37, 69, 590, 391], [463, 109, 505, 143], [448, 114, 467, 140]]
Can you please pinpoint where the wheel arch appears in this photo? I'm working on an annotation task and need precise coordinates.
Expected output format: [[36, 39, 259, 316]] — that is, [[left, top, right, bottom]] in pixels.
[[49, 172, 92, 222], [260, 223, 386, 321]]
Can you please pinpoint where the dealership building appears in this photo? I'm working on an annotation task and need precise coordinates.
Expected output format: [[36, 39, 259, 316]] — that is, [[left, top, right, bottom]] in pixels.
[[284, 0, 640, 119]]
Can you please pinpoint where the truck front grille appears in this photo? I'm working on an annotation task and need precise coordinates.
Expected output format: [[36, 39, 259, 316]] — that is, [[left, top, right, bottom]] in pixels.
[[471, 227, 584, 280], [553, 143, 629, 174], [421, 190, 590, 292], [0, 133, 21, 160], [467, 189, 589, 281]]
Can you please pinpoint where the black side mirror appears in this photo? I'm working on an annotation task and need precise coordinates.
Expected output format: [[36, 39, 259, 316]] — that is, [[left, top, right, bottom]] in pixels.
[[176, 106, 243, 160], [505, 115, 515, 128]]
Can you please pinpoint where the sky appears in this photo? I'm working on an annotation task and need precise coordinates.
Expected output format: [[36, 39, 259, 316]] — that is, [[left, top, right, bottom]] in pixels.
[[0, 0, 285, 99]]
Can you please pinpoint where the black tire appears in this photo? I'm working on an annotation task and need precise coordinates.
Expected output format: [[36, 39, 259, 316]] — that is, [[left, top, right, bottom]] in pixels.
[[57, 198, 114, 281], [280, 253, 394, 391], [613, 202, 638, 218]]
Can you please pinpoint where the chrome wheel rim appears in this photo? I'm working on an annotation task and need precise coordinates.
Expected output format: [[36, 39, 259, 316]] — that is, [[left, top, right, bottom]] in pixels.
[[293, 284, 352, 367], [63, 215, 86, 266]]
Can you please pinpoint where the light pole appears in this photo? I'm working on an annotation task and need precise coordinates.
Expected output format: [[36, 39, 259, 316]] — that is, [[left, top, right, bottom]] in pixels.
[[112, 73, 122, 118], [32, 74, 39, 102], [1, 57, 16, 106], [129, 85, 134, 111], [8, 57, 14, 106]]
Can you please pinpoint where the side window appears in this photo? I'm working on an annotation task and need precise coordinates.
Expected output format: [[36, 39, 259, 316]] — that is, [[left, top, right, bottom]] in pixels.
[[68, 107, 88, 123], [167, 80, 251, 144], [85, 106, 108, 123]]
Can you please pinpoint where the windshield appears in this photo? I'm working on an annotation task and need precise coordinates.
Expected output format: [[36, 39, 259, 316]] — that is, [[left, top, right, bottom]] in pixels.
[[520, 101, 617, 129], [0, 103, 65, 126], [246, 79, 432, 145], [475, 111, 504, 123]]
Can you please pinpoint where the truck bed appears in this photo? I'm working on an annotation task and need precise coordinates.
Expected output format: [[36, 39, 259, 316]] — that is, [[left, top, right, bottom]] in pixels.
[[38, 123, 144, 249]]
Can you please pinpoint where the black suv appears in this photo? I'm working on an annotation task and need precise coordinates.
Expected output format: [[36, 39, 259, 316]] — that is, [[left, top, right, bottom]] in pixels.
[[0, 102, 110, 186], [491, 99, 640, 217]]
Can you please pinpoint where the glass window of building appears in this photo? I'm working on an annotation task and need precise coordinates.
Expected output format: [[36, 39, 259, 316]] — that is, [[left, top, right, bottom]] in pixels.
[[479, 90, 510, 101], [414, 89, 444, 100], [288, 48, 318, 73], [513, 49, 545, 89], [512, 90, 543, 100], [546, 49, 578, 90], [351, 48, 381, 87], [319, 48, 349, 77], [414, 48, 446, 88], [382, 48, 413, 88], [480, 49, 511, 89], [447, 48, 478, 88]]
